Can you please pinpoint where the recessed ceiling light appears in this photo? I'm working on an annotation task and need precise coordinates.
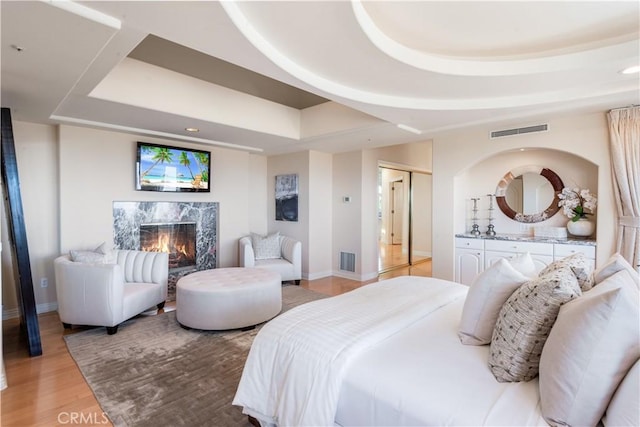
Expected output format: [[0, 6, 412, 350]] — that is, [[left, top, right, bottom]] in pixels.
[[185, 127, 199, 133], [621, 65, 640, 74]]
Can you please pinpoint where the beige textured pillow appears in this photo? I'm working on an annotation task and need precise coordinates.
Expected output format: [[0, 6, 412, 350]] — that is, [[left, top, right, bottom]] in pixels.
[[539, 252, 595, 291], [251, 232, 281, 260], [488, 267, 581, 382], [539, 270, 640, 427], [604, 359, 640, 427], [458, 258, 530, 345], [594, 253, 639, 289]]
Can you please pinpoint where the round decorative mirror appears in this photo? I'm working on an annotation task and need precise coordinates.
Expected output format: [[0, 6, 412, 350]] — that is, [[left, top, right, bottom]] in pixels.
[[495, 166, 564, 223]]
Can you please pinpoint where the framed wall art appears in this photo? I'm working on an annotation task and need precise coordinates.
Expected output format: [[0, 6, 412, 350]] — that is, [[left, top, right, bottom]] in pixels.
[[275, 174, 298, 221]]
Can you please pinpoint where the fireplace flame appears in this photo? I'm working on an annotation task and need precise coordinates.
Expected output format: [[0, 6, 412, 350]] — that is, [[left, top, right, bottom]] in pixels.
[[141, 232, 189, 258]]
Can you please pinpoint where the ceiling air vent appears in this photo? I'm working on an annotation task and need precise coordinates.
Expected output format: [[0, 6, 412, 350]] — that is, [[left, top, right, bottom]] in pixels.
[[490, 124, 548, 139]]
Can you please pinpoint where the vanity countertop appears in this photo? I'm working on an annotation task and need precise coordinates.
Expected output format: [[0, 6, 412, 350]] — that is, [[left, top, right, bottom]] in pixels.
[[455, 233, 596, 246]]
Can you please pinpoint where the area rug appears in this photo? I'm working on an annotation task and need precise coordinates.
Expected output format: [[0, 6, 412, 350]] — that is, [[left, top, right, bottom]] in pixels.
[[64, 285, 327, 427]]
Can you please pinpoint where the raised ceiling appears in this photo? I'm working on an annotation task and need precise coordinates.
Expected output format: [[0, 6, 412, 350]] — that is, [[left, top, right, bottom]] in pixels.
[[1, 1, 638, 155], [129, 35, 329, 110]]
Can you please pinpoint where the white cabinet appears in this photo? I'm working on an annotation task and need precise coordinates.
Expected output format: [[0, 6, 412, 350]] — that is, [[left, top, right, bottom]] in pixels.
[[455, 236, 596, 285], [455, 238, 484, 285], [455, 248, 484, 285]]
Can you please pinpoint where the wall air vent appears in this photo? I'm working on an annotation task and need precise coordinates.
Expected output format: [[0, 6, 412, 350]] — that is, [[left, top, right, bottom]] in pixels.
[[490, 124, 548, 139], [340, 251, 356, 272]]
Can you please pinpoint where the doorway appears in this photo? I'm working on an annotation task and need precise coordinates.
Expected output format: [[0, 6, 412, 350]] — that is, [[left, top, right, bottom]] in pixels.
[[378, 166, 432, 274]]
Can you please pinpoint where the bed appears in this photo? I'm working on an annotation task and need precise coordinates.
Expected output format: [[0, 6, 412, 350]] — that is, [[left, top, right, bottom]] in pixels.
[[233, 261, 640, 427]]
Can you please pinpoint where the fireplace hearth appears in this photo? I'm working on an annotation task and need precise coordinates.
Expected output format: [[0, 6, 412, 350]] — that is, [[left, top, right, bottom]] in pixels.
[[140, 222, 196, 272]]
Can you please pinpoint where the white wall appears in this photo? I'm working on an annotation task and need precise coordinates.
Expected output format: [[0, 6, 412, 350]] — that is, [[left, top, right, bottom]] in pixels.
[[332, 141, 433, 280], [433, 111, 615, 281], [458, 149, 598, 235], [266, 150, 333, 280], [308, 151, 333, 279], [248, 154, 268, 235], [332, 151, 364, 279], [267, 151, 310, 273], [1, 122, 59, 316], [2, 121, 266, 313]]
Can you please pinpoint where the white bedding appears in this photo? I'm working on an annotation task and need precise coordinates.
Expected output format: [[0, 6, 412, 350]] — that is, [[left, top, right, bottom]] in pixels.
[[234, 276, 547, 426], [233, 276, 466, 426], [335, 295, 547, 426]]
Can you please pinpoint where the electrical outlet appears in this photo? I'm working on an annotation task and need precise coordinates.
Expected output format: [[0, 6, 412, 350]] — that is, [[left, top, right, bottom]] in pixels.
[[40, 277, 48, 288]]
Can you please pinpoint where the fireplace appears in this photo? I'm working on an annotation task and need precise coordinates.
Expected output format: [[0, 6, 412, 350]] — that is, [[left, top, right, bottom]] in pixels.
[[140, 222, 197, 272], [113, 201, 218, 300]]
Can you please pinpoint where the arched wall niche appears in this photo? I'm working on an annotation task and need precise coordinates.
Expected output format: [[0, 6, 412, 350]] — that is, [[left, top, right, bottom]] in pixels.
[[455, 148, 598, 235]]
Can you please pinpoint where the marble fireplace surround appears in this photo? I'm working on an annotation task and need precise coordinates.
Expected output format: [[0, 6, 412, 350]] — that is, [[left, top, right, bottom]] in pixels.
[[113, 201, 218, 299]]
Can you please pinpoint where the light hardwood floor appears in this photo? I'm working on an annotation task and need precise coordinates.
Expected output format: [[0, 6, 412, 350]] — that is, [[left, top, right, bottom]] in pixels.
[[1, 262, 431, 426]]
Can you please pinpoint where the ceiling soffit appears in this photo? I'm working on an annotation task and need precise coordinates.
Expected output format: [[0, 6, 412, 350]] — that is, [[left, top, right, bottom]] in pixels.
[[221, 1, 639, 110], [128, 35, 329, 110]]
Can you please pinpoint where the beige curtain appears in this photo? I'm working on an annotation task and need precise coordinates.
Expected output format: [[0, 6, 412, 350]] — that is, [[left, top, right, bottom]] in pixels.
[[607, 106, 640, 272]]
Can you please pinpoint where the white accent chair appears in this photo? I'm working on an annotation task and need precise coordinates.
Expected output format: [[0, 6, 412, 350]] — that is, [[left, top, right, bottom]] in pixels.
[[239, 234, 302, 285], [54, 249, 168, 334]]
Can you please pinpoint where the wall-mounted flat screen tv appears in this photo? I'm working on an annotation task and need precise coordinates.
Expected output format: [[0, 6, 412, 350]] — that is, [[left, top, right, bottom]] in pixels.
[[136, 141, 211, 192]]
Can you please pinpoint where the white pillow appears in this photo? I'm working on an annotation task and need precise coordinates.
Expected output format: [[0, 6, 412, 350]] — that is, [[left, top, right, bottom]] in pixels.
[[94, 242, 116, 263], [594, 253, 639, 289], [539, 269, 640, 427], [458, 258, 530, 345], [603, 359, 640, 427], [251, 232, 281, 260], [69, 250, 109, 264], [507, 252, 537, 277]]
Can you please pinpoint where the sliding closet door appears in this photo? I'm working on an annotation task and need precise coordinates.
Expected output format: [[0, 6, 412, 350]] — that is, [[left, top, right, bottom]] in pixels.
[[410, 172, 432, 264]]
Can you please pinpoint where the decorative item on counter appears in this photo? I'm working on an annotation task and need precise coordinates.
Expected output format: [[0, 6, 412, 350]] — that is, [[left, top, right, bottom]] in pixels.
[[486, 194, 496, 236], [470, 197, 481, 236], [533, 226, 568, 239], [558, 187, 597, 237]]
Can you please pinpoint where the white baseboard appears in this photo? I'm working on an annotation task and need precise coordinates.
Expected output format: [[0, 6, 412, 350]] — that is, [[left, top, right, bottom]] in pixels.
[[2, 302, 58, 320], [414, 250, 432, 258], [304, 270, 333, 281], [332, 270, 379, 282]]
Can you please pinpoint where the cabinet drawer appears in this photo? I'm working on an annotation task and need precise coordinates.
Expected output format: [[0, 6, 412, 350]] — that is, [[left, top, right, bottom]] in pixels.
[[484, 239, 554, 256], [554, 244, 596, 259], [455, 238, 484, 250]]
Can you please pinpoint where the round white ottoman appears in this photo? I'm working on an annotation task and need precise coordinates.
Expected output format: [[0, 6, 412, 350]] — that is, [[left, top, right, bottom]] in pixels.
[[176, 267, 282, 330]]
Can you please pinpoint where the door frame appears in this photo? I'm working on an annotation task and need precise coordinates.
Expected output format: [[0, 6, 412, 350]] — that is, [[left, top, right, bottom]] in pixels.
[[378, 163, 432, 273]]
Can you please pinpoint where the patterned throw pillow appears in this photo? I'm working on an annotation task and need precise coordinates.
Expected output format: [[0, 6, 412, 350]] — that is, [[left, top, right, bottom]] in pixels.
[[251, 232, 282, 260], [539, 252, 595, 291], [488, 267, 581, 382]]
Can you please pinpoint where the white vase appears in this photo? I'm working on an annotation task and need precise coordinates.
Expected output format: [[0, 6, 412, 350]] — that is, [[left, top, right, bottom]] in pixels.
[[566, 217, 594, 237]]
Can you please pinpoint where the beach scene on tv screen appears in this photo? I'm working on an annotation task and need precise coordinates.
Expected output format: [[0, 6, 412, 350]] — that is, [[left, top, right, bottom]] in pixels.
[[138, 144, 210, 191]]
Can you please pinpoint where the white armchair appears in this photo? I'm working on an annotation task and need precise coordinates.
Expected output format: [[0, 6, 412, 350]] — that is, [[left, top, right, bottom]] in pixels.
[[239, 234, 302, 285], [54, 249, 168, 334]]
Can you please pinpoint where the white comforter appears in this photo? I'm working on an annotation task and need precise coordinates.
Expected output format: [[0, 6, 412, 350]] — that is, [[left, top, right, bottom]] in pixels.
[[232, 276, 466, 426]]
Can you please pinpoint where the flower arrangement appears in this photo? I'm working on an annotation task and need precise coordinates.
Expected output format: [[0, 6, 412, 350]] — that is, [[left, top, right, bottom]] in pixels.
[[558, 187, 597, 221]]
